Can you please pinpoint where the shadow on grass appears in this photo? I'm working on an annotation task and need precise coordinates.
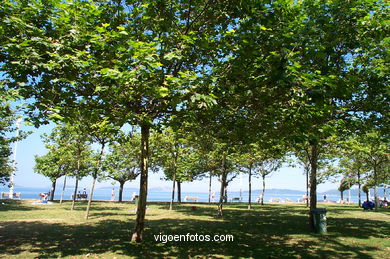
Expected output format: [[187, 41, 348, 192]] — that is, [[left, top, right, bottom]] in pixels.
[[0, 199, 38, 212], [1, 204, 388, 258]]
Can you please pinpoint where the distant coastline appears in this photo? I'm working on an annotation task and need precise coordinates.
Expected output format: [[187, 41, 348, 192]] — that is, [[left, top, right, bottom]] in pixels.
[[0, 186, 375, 204]]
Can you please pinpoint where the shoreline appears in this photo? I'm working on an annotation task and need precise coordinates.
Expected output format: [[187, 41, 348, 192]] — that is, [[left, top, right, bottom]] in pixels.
[[2, 198, 351, 205]]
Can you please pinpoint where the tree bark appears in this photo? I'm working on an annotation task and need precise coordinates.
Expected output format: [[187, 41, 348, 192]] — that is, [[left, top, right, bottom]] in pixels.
[[358, 171, 361, 207], [85, 142, 105, 220], [261, 174, 265, 205], [50, 179, 56, 201], [177, 180, 181, 203], [119, 181, 124, 202], [217, 154, 227, 218], [365, 190, 369, 202], [217, 171, 227, 217], [309, 143, 318, 231], [340, 191, 344, 201], [60, 175, 67, 204], [248, 166, 252, 209], [169, 173, 176, 211], [306, 164, 309, 208], [71, 177, 79, 210], [85, 177, 96, 219], [373, 164, 378, 211], [132, 123, 150, 242], [208, 173, 212, 203], [224, 185, 228, 203]]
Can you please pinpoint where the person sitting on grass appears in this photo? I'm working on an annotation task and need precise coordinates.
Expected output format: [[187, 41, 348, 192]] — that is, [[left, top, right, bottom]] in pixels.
[[362, 200, 375, 210]]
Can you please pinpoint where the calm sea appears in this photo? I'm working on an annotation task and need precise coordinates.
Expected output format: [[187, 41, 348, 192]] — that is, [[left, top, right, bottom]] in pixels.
[[1, 186, 360, 203]]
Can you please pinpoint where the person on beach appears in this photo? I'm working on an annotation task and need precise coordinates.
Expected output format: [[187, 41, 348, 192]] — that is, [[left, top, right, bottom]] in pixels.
[[211, 192, 215, 202]]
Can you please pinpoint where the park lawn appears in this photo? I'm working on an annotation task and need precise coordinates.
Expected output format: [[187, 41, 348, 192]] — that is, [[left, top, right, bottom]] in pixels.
[[0, 200, 389, 258]]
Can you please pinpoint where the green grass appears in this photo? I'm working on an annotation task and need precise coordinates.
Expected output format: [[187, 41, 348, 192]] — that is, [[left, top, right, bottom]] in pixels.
[[0, 200, 389, 258]]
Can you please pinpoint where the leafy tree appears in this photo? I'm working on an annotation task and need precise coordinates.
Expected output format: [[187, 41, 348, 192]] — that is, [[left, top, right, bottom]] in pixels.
[[239, 143, 285, 207], [80, 114, 120, 220], [0, 97, 18, 185], [275, 0, 388, 229], [34, 148, 68, 201], [355, 131, 389, 210], [43, 124, 93, 209], [152, 127, 200, 210], [198, 140, 239, 217], [257, 156, 284, 206], [338, 177, 356, 202], [1, 0, 241, 241], [103, 132, 141, 202], [339, 139, 370, 207]]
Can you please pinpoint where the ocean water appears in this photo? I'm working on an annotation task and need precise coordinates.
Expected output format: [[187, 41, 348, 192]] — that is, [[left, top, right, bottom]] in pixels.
[[1, 186, 360, 203]]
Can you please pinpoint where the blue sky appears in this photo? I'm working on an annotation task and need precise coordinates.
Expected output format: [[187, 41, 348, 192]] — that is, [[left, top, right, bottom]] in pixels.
[[5, 120, 339, 193]]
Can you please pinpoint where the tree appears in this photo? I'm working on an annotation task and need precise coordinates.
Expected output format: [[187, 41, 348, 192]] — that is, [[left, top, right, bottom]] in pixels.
[[81, 114, 120, 220], [34, 148, 67, 201], [1, 0, 242, 242], [152, 127, 200, 210], [339, 139, 369, 207], [43, 124, 92, 209], [199, 140, 239, 217], [103, 132, 141, 202], [273, 0, 388, 230], [356, 131, 389, 210], [0, 94, 19, 185], [338, 177, 356, 202], [257, 156, 284, 206]]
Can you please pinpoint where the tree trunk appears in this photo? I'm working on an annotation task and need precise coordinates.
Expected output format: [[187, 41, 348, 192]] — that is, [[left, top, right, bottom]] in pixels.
[[85, 177, 96, 220], [85, 142, 105, 220], [248, 166, 252, 209], [365, 190, 369, 202], [208, 173, 212, 203], [384, 185, 387, 200], [71, 177, 79, 210], [261, 174, 265, 205], [217, 154, 227, 218], [132, 123, 150, 242], [177, 180, 181, 203], [340, 191, 344, 201], [119, 181, 124, 202], [169, 173, 176, 211], [374, 185, 378, 211], [373, 165, 378, 211], [60, 175, 67, 204], [306, 164, 309, 208], [50, 179, 56, 201], [217, 171, 227, 217], [358, 171, 361, 207], [348, 188, 351, 204], [224, 185, 228, 203], [309, 143, 318, 231]]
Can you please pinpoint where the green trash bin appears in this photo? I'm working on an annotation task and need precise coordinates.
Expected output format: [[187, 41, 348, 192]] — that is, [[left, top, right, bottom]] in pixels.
[[311, 208, 327, 234]]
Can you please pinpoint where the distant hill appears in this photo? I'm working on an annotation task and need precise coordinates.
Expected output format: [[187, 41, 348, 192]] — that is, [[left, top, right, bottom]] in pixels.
[[242, 188, 305, 195], [321, 187, 387, 196]]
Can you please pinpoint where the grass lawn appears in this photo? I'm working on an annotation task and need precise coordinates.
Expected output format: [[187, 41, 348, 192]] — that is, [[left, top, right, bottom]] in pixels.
[[0, 200, 389, 258]]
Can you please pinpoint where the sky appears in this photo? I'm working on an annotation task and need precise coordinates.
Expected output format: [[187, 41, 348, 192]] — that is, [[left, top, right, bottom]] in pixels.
[[5, 120, 340, 193]]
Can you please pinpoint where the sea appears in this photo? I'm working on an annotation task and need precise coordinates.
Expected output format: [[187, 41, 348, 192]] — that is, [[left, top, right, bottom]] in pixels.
[[1, 186, 361, 203]]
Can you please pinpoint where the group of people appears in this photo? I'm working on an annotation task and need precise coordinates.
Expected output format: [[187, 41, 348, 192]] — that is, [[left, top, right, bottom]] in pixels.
[[38, 191, 50, 201], [361, 199, 388, 210]]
